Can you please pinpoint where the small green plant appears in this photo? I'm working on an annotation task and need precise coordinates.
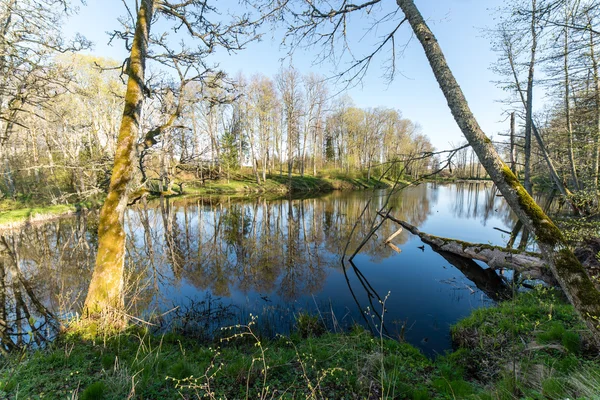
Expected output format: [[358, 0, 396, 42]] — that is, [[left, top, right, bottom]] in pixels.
[[537, 321, 566, 343], [168, 360, 194, 380], [541, 377, 567, 399], [561, 330, 581, 354], [295, 312, 326, 338], [80, 381, 106, 400], [100, 354, 115, 370], [1, 379, 16, 392]]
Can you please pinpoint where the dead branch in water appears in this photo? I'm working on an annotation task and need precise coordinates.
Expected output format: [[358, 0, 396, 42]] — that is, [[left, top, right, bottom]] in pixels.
[[378, 211, 556, 284]]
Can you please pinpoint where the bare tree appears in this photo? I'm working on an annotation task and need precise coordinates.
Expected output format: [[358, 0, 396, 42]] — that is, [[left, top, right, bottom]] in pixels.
[[255, 0, 600, 338], [84, 0, 256, 320], [276, 66, 303, 184], [0, 0, 89, 197]]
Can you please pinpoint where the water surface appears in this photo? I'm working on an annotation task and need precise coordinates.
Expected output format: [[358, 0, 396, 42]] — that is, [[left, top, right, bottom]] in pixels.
[[0, 182, 540, 356]]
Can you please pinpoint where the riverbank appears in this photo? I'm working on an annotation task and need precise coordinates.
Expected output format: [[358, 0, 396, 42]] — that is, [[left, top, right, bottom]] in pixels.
[[0, 199, 103, 231], [179, 173, 394, 195], [1, 289, 595, 399], [0, 174, 395, 230]]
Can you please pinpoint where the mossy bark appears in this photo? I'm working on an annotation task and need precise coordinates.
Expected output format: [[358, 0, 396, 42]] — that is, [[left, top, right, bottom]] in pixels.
[[83, 0, 154, 318], [397, 0, 600, 339]]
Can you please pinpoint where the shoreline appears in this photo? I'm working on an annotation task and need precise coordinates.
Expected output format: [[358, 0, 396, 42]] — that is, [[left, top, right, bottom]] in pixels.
[[0, 175, 394, 231]]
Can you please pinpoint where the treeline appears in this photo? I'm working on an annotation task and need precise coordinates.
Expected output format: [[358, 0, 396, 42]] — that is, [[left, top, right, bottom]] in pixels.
[[490, 0, 600, 211], [182, 70, 433, 186], [0, 45, 434, 204]]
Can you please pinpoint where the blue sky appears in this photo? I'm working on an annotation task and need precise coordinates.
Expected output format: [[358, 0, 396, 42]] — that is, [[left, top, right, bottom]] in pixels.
[[64, 0, 510, 150]]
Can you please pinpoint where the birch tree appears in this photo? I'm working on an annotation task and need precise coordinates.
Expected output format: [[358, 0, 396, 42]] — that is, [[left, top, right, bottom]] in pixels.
[[276, 66, 303, 183]]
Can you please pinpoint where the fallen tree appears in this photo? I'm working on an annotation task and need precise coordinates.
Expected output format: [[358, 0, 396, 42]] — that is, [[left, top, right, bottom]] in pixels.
[[379, 212, 555, 285], [396, 0, 600, 341], [432, 246, 512, 301]]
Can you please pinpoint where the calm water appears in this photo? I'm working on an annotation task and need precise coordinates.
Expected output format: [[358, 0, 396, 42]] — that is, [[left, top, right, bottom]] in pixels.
[[0, 182, 547, 356]]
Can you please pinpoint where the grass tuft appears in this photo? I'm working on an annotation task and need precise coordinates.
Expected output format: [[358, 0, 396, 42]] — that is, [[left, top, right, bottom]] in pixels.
[[80, 381, 106, 400]]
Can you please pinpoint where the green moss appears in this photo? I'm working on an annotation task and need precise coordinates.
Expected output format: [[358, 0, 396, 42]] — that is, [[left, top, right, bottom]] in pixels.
[[501, 165, 564, 246], [554, 249, 600, 310]]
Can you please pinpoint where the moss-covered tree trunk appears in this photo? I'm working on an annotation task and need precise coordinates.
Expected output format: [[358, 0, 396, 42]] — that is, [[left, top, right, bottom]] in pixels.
[[397, 0, 600, 339], [83, 0, 154, 318]]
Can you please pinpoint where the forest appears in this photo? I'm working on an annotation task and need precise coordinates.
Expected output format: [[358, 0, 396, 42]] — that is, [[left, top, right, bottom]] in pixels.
[[2, 0, 600, 399], [0, 32, 433, 204]]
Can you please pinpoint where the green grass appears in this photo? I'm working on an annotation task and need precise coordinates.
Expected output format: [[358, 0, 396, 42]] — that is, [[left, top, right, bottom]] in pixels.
[[2, 290, 599, 399], [452, 287, 599, 399], [0, 173, 389, 228], [0, 197, 104, 227], [0, 204, 76, 225], [0, 324, 448, 399], [181, 173, 392, 196]]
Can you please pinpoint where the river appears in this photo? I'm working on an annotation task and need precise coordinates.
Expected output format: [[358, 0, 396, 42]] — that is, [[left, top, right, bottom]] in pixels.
[[0, 182, 555, 356]]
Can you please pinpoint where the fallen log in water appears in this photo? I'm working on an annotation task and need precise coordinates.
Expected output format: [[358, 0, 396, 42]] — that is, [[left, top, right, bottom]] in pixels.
[[378, 211, 554, 283], [434, 246, 513, 301]]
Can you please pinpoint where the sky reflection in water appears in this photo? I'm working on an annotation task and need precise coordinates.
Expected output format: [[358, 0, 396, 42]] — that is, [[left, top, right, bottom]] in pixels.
[[1, 182, 541, 356]]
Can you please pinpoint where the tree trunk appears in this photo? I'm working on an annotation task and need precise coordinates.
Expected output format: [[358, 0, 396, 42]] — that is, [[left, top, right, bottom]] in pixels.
[[590, 21, 600, 196], [83, 0, 153, 318], [262, 150, 267, 182], [523, 0, 537, 195], [397, 0, 600, 340], [563, 11, 580, 191], [510, 112, 517, 174], [505, 22, 577, 213], [249, 134, 261, 184], [287, 118, 293, 185], [382, 214, 552, 285], [312, 122, 318, 176]]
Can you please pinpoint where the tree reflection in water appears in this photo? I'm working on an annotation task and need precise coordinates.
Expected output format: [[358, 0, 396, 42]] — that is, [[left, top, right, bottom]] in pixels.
[[0, 183, 555, 353], [0, 214, 94, 352]]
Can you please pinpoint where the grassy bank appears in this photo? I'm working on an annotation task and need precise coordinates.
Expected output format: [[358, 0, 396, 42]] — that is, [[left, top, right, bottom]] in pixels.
[[452, 288, 598, 399], [0, 198, 104, 230], [0, 174, 393, 229], [1, 289, 596, 399], [180, 173, 393, 196]]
